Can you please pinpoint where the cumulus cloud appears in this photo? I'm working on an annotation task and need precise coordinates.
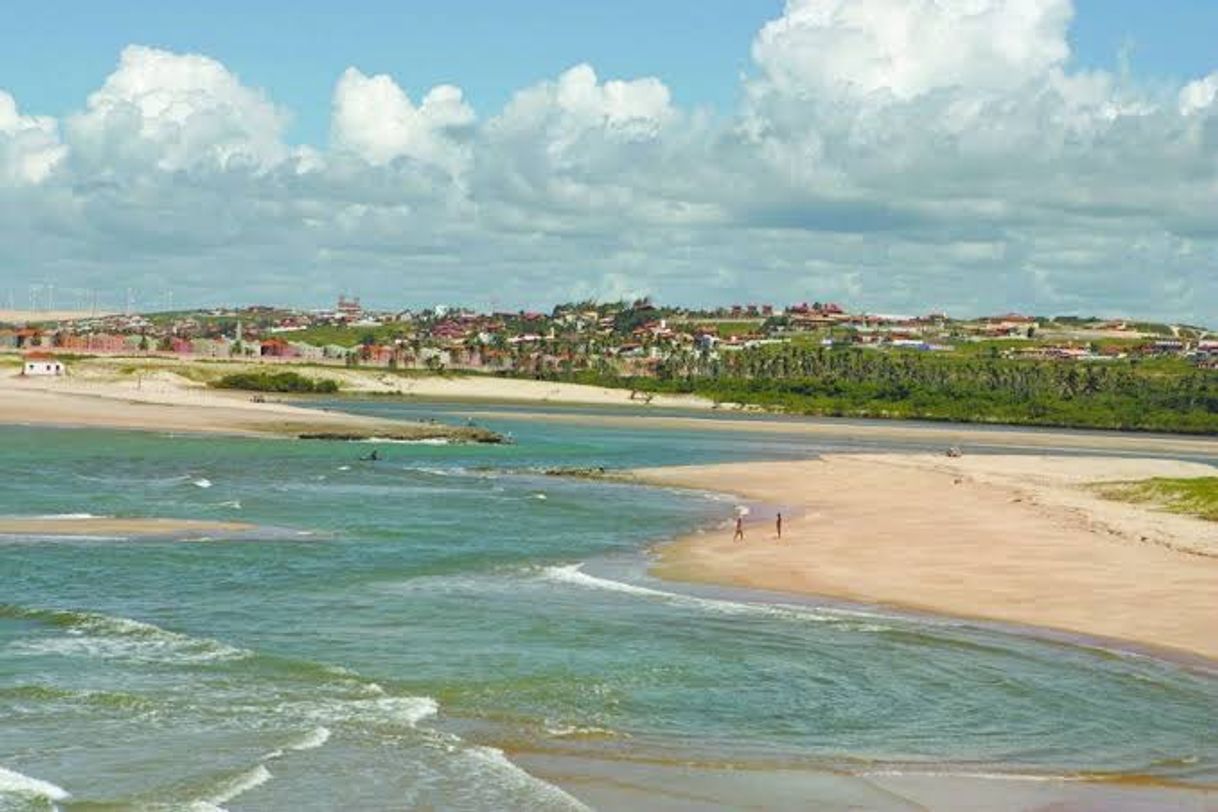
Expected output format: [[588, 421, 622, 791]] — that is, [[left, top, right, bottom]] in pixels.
[[474, 64, 692, 226], [1, 3, 1217, 323], [0, 91, 66, 185], [751, 0, 1072, 101], [1180, 73, 1218, 116], [330, 67, 474, 175], [67, 45, 289, 173]]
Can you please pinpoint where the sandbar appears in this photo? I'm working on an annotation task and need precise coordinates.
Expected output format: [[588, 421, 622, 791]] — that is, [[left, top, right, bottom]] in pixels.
[[0, 516, 255, 538], [0, 372, 500, 442]]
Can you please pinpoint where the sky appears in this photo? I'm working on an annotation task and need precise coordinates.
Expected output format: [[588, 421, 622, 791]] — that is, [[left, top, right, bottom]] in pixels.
[[1, 0, 1216, 321]]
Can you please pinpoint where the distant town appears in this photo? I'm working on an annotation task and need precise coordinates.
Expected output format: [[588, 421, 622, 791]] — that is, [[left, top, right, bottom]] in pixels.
[[3, 296, 1215, 375]]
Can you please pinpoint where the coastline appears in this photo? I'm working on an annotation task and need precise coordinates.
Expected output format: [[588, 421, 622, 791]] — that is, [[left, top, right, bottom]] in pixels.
[[456, 407, 1218, 457], [512, 750, 1218, 812], [0, 372, 500, 442], [636, 453, 1218, 662]]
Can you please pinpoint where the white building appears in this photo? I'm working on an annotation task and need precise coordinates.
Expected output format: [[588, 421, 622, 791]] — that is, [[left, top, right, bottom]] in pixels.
[[22, 355, 65, 376]]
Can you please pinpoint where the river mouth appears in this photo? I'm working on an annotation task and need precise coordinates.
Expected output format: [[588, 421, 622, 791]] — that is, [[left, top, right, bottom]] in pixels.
[[2, 412, 1216, 810]]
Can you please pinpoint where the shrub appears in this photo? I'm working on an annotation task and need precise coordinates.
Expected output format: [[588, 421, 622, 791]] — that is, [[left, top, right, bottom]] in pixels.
[[213, 371, 340, 393]]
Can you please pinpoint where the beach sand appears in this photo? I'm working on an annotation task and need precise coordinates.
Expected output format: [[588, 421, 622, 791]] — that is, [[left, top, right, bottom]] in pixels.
[[641, 454, 1218, 661], [0, 516, 255, 538], [515, 751, 1218, 812], [0, 355, 714, 409], [458, 407, 1218, 457], [0, 370, 500, 442]]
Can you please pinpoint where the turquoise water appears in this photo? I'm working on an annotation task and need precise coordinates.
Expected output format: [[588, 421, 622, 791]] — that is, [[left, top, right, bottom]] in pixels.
[[1, 406, 1217, 810]]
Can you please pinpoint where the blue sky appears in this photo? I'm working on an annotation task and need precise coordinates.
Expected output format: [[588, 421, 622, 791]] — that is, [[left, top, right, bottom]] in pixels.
[[1, 0, 1216, 320], [2, 0, 1214, 145]]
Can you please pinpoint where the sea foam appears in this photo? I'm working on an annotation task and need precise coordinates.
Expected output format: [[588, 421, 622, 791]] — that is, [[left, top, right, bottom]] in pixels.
[[202, 764, 272, 808], [2, 605, 250, 665], [0, 765, 70, 803], [286, 725, 331, 752], [31, 513, 104, 520], [461, 746, 594, 811], [295, 695, 438, 728], [541, 564, 895, 630]]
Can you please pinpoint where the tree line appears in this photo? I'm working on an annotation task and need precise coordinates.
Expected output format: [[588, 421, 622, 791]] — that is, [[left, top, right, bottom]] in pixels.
[[558, 344, 1218, 434]]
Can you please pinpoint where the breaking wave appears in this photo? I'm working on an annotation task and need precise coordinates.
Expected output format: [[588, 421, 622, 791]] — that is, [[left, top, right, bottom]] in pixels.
[[0, 605, 250, 665], [540, 564, 896, 631], [0, 765, 70, 805]]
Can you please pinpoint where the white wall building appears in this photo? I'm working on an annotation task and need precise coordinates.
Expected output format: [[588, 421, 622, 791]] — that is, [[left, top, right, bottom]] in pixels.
[[22, 356, 65, 376]]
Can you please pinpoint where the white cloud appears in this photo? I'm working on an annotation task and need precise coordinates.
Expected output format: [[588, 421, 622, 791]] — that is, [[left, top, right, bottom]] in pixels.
[[330, 67, 474, 175], [1180, 72, 1218, 115], [751, 0, 1072, 101], [490, 64, 674, 150], [1, 12, 1217, 323], [0, 90, 66, 185], [474, 64, 687, 224], [67, 45, 289, 173]]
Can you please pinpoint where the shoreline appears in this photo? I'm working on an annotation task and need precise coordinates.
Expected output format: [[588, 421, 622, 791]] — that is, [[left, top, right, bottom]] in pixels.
[[0, 374, 501, 443], [511, 749, 1218, 812], [455, 407, 1218, 457], [8, 354, 1218, 449], [635, 453, 1218, 662]]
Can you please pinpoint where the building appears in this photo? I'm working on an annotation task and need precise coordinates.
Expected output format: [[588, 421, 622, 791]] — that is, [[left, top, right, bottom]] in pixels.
[[22, 353, 65, 376]]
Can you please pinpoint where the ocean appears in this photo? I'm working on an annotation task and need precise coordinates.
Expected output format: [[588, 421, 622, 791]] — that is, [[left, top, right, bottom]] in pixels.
[[2, 402, 1216, 810]]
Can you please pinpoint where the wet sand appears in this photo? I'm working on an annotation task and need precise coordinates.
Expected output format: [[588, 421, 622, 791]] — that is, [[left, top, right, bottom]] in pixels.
[[640, 454, 1218, 661], [515, 752, 1218, 812]]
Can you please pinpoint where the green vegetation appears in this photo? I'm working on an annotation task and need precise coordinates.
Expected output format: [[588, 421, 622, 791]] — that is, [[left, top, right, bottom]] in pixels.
[[274, 324, 412, 348], [552, 344, 1218, 434], [213, 371, 340, 393], [1093, 478, 1218, 521]]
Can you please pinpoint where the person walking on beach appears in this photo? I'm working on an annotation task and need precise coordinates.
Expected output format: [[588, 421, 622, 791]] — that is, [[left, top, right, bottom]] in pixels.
[[776, 512, 782, 540], [733, 515, 745, 542]]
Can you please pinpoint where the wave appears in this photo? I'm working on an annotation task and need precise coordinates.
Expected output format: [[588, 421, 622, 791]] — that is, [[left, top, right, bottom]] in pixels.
[[461, 746, 594, 811], [0, 765, 70, 804], [540, 564, 895, 631], [545, 723, 623, 740], [30, 513, 105, 520], [192, 478, 213, 489], [407, 465, 500, 480], [0, 683, 152, 712], [296, 695, 438, 728], [0, 605, 250, 665], [286, 725, 331, 752], [363, 437, 454, 445], [200, 764, 272, 809]]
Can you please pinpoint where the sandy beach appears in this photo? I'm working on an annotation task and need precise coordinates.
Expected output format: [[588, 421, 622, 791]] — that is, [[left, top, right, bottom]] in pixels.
[[0, 366, 500, 442], [516, 751, 1218, 812], [459, 407, 1218, 457], [0, 355, 713, 409], [642, 454, 1218, 661]]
